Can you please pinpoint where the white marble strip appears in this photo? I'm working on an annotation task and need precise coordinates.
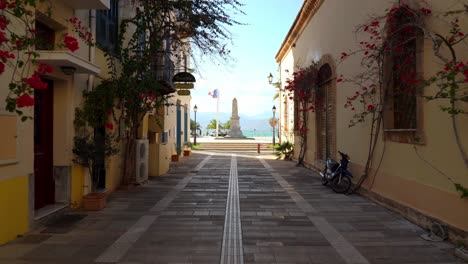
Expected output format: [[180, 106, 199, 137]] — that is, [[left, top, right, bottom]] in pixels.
[[220, 154, 244, 264], [258, 157, 369, 264], [94, 155, 212, 263]]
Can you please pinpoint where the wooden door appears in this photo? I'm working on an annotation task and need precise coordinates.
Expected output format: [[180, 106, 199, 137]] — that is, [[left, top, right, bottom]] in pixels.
[[316, 64, 335, 161], [34, 80, 54, 209]]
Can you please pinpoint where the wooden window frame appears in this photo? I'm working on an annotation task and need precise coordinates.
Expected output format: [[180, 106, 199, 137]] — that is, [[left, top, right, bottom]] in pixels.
[[96, 0, 119, 53], [383, 32, 425, 144]]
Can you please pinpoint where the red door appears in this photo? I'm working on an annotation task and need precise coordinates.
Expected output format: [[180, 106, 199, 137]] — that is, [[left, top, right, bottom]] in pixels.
[[34, 80, 54, 210]]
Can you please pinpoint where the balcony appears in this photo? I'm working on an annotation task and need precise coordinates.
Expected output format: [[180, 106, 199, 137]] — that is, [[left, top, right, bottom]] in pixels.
[[64, 0, 110, 10], [35, 50, 100, 76], [154, 52, 176, 95]]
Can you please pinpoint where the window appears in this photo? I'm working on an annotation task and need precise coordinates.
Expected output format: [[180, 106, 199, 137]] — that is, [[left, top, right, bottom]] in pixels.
[[383, 6, 424, 143], [96, 0, 118, 52], [35, 21, 55, 50]]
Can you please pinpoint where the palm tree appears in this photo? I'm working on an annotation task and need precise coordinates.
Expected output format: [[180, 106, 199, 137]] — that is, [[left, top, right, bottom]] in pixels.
[[190, 119, 201, 136]]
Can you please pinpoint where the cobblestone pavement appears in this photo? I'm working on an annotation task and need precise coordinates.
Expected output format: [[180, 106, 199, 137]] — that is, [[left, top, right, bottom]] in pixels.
[[0, 151, 464, 264]]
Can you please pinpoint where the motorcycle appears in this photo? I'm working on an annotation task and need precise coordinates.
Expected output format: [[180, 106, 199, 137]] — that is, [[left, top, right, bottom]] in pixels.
[[320, 151, 353, 194]]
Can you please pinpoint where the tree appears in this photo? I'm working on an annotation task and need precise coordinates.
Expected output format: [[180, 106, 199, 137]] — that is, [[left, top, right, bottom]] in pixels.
[[190, 119, 201, 134], [222, 120, 231, 130], [206, 119, 219, 130], [104, 0, 245, 185]]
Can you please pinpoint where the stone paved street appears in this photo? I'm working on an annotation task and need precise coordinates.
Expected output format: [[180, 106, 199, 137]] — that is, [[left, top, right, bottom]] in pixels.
[[0, 151, 464, 264]]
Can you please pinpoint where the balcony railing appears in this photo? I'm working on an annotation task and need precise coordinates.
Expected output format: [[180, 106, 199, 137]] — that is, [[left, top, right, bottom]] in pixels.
[[154, 52, 176, 95]]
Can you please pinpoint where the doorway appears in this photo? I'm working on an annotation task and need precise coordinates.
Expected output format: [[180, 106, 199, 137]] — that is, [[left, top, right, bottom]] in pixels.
[[34, 80, 54, 210], [316, 64, 336, 161]]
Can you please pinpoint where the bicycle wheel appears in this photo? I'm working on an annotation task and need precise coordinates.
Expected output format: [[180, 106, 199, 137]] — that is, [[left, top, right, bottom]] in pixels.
[[331, 175, 351, 194]]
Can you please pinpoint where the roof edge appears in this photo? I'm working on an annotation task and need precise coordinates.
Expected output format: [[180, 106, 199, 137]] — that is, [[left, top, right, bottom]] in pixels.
[[275, 0, 324, 63]]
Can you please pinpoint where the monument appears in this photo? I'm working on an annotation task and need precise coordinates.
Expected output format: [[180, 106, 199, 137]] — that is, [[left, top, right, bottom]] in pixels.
[[226, 98, 245, 138]]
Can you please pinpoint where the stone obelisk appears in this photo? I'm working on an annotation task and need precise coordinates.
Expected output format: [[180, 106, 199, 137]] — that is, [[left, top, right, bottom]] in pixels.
[[227, 98, 245, 138]]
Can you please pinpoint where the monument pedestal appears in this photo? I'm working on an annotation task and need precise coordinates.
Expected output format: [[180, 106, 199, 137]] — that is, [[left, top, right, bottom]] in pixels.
[[226, 98, 245, 138]]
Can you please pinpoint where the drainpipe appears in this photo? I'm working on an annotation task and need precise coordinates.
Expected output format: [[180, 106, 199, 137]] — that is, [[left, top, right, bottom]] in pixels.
[[87, 9, 96, 91]]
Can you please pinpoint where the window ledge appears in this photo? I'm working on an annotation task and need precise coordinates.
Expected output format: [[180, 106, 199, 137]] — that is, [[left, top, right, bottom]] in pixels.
[[383, 129, 417, 132], [0, 159, 19, 166]]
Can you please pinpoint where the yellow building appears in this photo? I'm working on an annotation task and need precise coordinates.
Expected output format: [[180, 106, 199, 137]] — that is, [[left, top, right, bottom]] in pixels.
[[0, 0, 192, 245], [276, 0, 467, 242], [0, 0, 109, 244]]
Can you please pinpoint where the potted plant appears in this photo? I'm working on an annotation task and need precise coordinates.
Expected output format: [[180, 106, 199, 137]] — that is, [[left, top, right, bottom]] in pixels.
[[171, 144, 180, 162], [72, 83, 118, 210], [273, 141, 294, 160], [183, 142, 192, 156]]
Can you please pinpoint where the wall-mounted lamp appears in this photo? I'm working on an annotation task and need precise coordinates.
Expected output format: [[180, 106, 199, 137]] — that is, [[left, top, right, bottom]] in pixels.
[[268, 72, 273, 84], [61, 66, 76, 75]]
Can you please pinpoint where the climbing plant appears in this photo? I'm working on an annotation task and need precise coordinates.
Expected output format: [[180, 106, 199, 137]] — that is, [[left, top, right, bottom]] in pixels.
[[283, 63, 319, 166], [336, 2, 467, 197]]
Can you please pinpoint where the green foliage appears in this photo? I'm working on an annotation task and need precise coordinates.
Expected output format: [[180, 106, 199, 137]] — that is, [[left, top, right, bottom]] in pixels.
[[454, 183, 468, 198], [273, 141, 294, 160]]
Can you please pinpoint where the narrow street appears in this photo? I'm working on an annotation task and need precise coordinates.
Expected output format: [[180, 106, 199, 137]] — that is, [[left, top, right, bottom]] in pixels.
[[0, 151, 462, 264]]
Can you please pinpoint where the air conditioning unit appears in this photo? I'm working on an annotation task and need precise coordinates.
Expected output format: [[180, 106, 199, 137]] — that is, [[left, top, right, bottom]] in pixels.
[[135, 139, 149, 183]]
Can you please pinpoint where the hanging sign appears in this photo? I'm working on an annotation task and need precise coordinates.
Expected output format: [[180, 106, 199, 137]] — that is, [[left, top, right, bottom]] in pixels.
[[174, 83, 194, 89], [177, 89, 191, 96], [172, 72, 196, 83]]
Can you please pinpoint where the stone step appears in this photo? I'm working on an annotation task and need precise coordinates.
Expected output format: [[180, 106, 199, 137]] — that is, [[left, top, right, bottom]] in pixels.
[[198, 142, 272, 151]]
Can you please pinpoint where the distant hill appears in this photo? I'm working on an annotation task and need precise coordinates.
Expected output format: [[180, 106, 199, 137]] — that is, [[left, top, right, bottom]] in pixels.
[[195, 112, 273, 134]]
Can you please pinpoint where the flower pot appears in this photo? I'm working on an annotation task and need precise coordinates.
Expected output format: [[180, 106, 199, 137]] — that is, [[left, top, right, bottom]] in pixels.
[[171, 154, 179, 162], [82, 192, 107, 211], [183, 150, 190, 156]]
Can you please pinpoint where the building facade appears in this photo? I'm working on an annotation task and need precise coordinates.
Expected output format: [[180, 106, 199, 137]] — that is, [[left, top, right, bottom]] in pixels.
[[276, 0, 467, 242], [0, 0, 192, 245]]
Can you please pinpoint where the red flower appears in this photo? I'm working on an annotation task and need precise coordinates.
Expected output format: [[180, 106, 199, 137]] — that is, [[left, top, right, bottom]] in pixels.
[[340, 52, 348, 59], [25, 74, 48, 90], [458, 32, 465, 37], [16, 93, 35, 108], [0, 31, 9, 44], [367, 104, 375, 111], [63, 34, 79, 52], [0, 15, 9, 30], [336, 78, 343, 83], [37, 63, 54, 74], [370, 21, 379, 27], [0, 61, 4, 74], [420, 8, 432, 15], [0, 49, 14, 62], [0, 1, 7, 10], [107, 109, 113, 116], [105, 123, 114, 130]]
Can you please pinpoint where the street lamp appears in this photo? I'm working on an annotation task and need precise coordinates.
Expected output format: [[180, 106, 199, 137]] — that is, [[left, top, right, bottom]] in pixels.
[[268, 72, 273, 84], [272, 105, 276, 146], [193, 104, 198, 145]]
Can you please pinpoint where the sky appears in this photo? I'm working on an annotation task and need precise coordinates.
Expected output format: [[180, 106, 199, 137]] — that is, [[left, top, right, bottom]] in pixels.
[[190, 0, 304, 118]]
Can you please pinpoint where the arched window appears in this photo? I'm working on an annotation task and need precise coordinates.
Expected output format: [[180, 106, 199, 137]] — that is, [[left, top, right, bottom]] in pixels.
[[383, 4, 424, 142], [316, 63, 336, 160]]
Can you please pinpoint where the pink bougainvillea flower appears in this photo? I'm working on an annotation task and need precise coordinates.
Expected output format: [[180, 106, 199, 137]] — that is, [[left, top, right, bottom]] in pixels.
[[340, 52, 348, 59], [63, 34, 79, 52], [420, 7, 432, 15], [16, 93, 35, 108], [0, 15, 9, 30], [367, 104, 375, 111], [25, 74, 48, 90], [105, 123, 114, 130], [37, 62, 54, 74], [336, 78, 343, 83], [0, 50, 15, 62]]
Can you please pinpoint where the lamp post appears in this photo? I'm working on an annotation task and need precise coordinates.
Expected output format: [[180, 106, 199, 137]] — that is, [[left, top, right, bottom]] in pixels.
[[272, 105, 276, 146], [268, 72, 273, 84], [193, 104, 198, 145]]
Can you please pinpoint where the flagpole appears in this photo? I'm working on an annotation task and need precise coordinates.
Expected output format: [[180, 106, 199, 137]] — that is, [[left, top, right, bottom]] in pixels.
[[215, 89, 219, 137]]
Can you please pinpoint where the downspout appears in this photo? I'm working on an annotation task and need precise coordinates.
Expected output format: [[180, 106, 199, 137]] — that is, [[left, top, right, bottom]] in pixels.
[[87, 9, 96, 91]]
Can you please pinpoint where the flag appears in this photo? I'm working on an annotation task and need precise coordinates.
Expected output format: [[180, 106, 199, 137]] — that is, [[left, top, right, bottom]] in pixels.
[[208, 89, 218, 98]]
